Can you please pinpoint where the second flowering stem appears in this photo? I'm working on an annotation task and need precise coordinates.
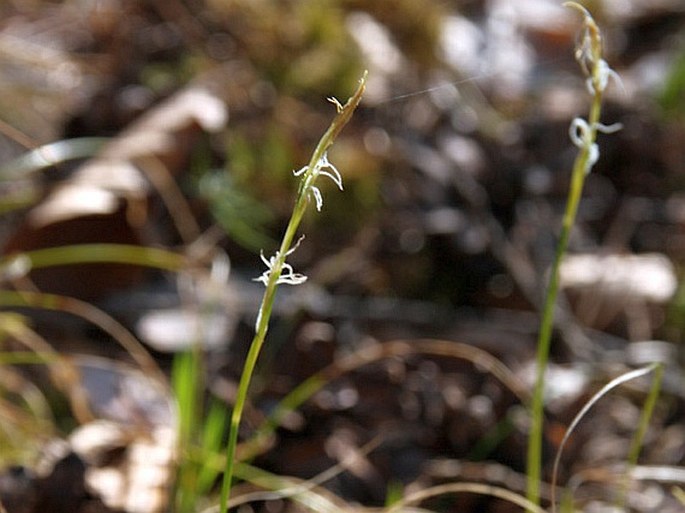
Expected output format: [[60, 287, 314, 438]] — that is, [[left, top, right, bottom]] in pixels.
[[526, 3, 621, 508]]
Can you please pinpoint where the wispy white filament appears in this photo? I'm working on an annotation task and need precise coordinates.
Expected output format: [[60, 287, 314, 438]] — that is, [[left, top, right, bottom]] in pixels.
[[569, 118, 623, 174], [253, 236, 308, 287], [292, 152, 344, 212], [585, 58, 623, 95]]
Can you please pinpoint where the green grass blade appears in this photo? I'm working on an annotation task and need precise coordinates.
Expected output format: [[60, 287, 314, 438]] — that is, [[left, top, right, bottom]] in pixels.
[[196, 399, 229, 495]]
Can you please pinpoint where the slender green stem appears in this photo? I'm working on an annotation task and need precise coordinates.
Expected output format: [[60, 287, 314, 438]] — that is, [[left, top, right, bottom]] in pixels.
[[526, 4, 616, 508], [219, 73, 366, 513], [173, 346, 205, 513], [526, 99, 597, 506]]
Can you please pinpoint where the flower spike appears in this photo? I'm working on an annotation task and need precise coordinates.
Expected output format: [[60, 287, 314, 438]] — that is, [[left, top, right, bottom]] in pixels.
[[221, 73, 366, 513], [293, 152, 345, 211]]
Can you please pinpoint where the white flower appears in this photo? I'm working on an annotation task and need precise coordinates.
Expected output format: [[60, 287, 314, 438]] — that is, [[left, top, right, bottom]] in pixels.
[[585, 59, 623, 95], [569, 117, 598, 174], [292, 152, 343, 211], [569, 117, 622, 174], [253, 236, 307, 286], [569, 5, 623, 97], [316, 153, 344, 191]]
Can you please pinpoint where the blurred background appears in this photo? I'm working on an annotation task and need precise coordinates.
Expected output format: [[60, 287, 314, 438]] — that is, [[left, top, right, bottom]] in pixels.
[[1, 0, 685, 512]]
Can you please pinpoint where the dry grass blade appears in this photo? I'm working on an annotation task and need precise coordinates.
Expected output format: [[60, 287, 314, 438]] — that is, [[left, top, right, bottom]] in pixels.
[[0, 312, 95, 423], [0, 290, 166, 386], [198, 436, 383, 513], [201, 468, 351, 513], [386, 482, 547, 513], [564, 464, 685, 509], [423, 458, 553, 502], [0, 366, 55, 462], [136, 153, 202, 244], [550, 363, 659, 512]]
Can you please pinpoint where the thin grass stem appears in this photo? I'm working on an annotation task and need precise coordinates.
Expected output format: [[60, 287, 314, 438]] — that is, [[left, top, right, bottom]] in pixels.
[[0, 290, 165, 385]]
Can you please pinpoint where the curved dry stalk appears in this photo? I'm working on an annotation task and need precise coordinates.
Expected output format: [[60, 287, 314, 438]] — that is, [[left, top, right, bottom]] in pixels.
[[0, 313, 95, 423], [550, 363, 659, 512], [137, 154, 203, 244], [386, 482, 547, 513], [0, 363, 55, 437], [201, 465, 352, 513], [563, 464, 685, 510], [229, 437, 384, 512], [184, 428, 383, 513], [0, 290, 166, 387], [422, 458, 554, 502]]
